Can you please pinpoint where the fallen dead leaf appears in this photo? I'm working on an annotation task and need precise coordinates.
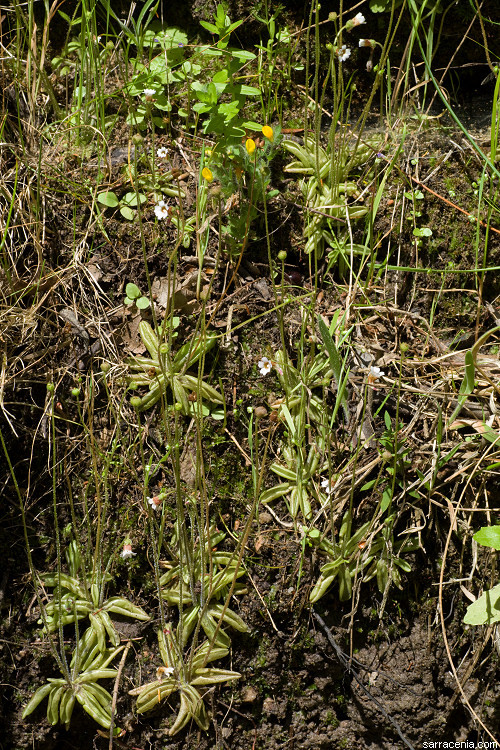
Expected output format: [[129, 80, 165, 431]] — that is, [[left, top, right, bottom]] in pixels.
[[120, 312, 146, 355]]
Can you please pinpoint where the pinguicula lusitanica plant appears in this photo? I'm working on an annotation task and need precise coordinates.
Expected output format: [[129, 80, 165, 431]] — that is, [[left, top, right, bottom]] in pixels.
[[306, 510, 418, 604], [282, 133, 373, 258], [126, 319, 223, 414], [160, 523, 248, 648], [38, 539, 150, 652], [21, 387, 149, 734], [259, 312, 351, 522], [282, 14, 375, 260], [22, 626, 124, 731], [285, 8, 392, 264], [129, 627, 241, 736]]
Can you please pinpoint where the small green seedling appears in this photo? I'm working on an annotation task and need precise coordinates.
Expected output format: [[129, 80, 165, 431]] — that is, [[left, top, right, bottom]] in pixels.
[[124, 283, 150, 310], [412, 226, 432, 238], [464, 525, 500, 626], [97, 190, 147, 220]]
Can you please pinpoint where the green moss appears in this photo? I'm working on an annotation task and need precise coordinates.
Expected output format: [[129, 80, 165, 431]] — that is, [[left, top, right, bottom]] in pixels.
[[324, 709, 340, 728]]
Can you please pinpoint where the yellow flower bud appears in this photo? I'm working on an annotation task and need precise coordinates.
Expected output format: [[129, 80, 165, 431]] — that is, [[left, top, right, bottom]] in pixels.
[[262, 125, 274, 141], [245, 138, 256, 155], [202, 167, 213, 182]]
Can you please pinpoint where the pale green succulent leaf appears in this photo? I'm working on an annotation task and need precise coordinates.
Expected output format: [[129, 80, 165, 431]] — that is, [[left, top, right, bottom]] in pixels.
[[77, 668, 119, 683], [168, 686, 207, 735], [22, 683, 54, 719], [309, 573, 337, 603], [47, 684, 65, 725], [191, 667, 241, 685], [76, 686, 112, 729], [103, 596, 150, 620], [208, 603, 248, 633], [40, 573, 86, 598], [132, 680, 177, 713]]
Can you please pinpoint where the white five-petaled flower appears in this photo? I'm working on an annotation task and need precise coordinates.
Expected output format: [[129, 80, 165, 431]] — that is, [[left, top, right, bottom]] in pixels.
[[337, 45, 351, 62], [352, 12, 366, 26], [359, 38, 373, 48], [258, 356, 272, 376], [143, 88, 156, 98], [120, 542, 136, 560], [368, 365, 385, 380], [157, 146, 169, 158], [154, 199, 170, 220], [147, 495, 163, 510]]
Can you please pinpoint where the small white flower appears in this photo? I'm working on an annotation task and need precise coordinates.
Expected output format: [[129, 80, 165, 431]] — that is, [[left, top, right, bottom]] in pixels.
[[369, 366, 385, 379], [258, 356, 272, 376], [321, 478, 332, 496], [147, 495, 163, 510], [359, 38, 372, 47], [157, 146, 169, 158], [154, 199, 170, 220], [143, 88, 156, 97], [96, 36, 102, 44], [352, 12, 366, 26], [366, 59, 373, 73], [120, 543, 136, 560], [337, 45, 351, 62], [156, 666, 175, 680]]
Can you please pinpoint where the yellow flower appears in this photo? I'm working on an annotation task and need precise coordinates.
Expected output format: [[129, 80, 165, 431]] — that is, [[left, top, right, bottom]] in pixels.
[[245, 138, 256, 155], [262, 125, 274, 142], [202, 167, 213, 182]]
